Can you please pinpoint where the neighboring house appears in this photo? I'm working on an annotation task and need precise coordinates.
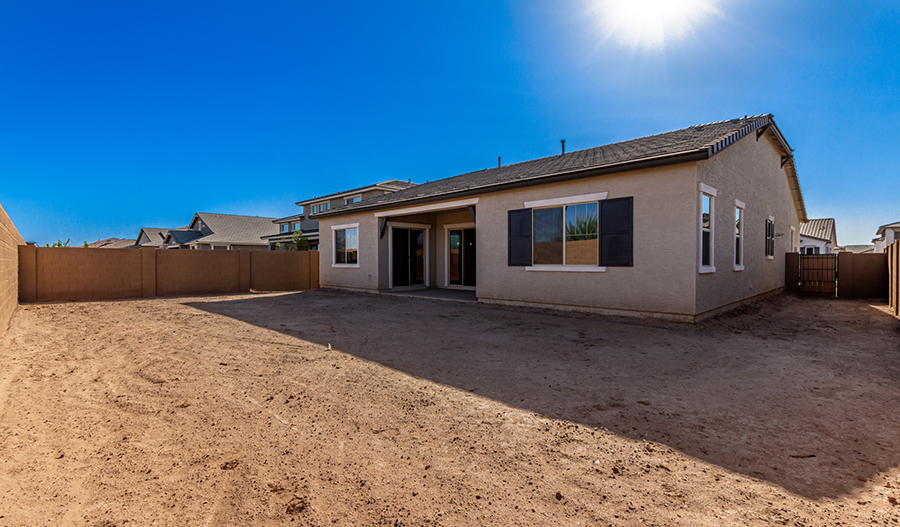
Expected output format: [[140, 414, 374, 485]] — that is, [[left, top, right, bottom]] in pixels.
[[873, 221, 900, 253], [312, 114, 807, 323], [262, 180, 418, 250], [134, 228, 169, 248], [799, 218, 837, 254], [160, 213, 278, 250], [841, 244, 875, 254], [87, 238, 137, 249]]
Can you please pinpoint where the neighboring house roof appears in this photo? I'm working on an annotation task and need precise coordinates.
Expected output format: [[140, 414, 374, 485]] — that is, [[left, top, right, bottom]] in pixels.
[[800, 218, 836, 245], [87, 238, 136, 249], [261, 229, 320, 241], [136, 227, 168, 247], [273, 213, 306, 223], [295, 179, 418, 206], [843, 244, 875, 254], [313, 114, 807, 222], [189, 212, 279, 245], [166, 229, 205, 245], [876, 221, 900, 236]]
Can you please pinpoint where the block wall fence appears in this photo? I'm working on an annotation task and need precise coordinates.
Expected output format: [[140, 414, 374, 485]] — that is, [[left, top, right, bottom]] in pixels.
[[0, 203, 25, 336], [18, 247, 319, 303], [889, 242, 899, 317]]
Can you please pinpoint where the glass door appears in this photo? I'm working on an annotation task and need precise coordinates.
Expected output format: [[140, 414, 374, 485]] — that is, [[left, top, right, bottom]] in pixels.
[[448, 228, 476, 287], [393, 227, 425, 287]]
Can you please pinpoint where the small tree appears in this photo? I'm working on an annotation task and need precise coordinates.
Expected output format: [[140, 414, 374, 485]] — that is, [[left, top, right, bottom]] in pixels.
[[284, 230, 310, 251], [44, 239, 70, 248]]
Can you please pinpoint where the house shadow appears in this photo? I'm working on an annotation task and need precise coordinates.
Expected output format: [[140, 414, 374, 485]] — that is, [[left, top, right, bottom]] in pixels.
[[185, 289, 900, 500]]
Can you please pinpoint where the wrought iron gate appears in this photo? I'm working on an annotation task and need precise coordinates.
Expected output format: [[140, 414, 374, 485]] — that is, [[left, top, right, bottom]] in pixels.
[[799, 254, 837, 297]]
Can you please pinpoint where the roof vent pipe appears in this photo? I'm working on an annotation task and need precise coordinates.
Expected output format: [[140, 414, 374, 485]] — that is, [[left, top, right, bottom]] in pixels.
[[561, 139, 566, 155], [498, 156, 501, 168]]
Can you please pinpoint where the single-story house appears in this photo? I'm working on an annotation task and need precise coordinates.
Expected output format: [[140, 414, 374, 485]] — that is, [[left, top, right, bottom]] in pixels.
[[160, 213, 278, 250], [262, 180, 418, 250], [799, 218, 837, 254], [311, 114, 807, 323], [873, 221, 900, 253]]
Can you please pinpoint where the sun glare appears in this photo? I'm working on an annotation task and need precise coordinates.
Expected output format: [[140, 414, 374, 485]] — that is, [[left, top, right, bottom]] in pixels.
[[593, 0, 722, 50]]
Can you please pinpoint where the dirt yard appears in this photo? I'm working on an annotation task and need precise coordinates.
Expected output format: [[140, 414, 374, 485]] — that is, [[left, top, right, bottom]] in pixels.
[[0, 290, 898, 526]]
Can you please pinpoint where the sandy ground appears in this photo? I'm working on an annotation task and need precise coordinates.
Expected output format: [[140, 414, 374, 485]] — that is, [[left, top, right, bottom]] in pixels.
[[0, 289, 898, 526]]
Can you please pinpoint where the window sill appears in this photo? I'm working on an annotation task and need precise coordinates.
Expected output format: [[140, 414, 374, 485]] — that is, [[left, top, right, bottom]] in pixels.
[[526, 265, 607, 273], [699, 266, 716, 274], [766, 256, 774, 260], [733, 265, 744, 272], [332, 264, 360, 268]]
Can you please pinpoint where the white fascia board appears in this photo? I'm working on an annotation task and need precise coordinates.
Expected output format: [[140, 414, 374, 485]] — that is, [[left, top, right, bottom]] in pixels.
[[524, 192, 608, 208], [374, 198, 479, 218]]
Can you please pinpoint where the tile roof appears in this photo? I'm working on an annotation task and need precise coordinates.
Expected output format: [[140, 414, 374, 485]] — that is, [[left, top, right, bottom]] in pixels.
[[137, 227, 168, 247], [167, 229, 205, 245], [800, 218, 836, 243], [296, 179, 418, 206], [314, 114, 807, 221], [191, 213, 279, 245], [876, 221, 900, 236], [842, 244, 875, 254], [87, 238, 136, 249]]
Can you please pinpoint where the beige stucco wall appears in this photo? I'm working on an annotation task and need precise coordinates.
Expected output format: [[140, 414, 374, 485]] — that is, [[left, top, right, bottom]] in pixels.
[[694, 132, 802, 317], [319, 132, 805, 321], [318, 211, 382, 292], [475, 163, 699, 318], [0, 203, 25, 336]]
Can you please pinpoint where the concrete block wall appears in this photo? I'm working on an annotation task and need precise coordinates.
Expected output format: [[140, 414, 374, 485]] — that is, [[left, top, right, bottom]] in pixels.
[[34, 247, 143, 301], [889, 242, 899, 317], [156, 250, 242, 297], [0, 203, 25, 336], [18, 247, 321, 303]]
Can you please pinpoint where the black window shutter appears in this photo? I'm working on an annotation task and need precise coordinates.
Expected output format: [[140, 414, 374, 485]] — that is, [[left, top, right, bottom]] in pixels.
[[508, 208, 532, 266], [600, 197, 633, 267]]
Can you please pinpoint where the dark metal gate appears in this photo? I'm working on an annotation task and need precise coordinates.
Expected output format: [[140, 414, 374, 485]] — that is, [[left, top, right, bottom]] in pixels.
[[799, 254, 837, 297]]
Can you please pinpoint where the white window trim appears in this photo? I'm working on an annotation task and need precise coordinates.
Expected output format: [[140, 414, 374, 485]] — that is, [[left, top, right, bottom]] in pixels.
[[530, 196, 604, 269], [374, 198, 479, 218], [699, 182, 718, 197], [734, 200, 745, 272], [344, 195, 362, 205], [332, 222, 360, 268], [387, 221, 431, 289], [524, 192, 608, 209], [443, 222, 475, 288], [767, 215, 775, 260], [699, 185, 716, 274]]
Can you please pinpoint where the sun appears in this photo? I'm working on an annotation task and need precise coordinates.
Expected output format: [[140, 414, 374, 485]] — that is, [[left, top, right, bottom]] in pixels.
[[592, 0, 722, 50]]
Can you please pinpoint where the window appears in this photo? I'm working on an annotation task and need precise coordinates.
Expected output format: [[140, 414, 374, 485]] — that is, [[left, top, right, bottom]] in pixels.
[[346, 196, 361, 205], [699, 184, 716, 273], [281, 224, 290, 232], [507, 193, 631, 269], [766, 218, 775, 258], [333, 224, 359, 266], [326, 202, 330, 210], [734, 200, 745, 271], [532, 202, 599, 266]]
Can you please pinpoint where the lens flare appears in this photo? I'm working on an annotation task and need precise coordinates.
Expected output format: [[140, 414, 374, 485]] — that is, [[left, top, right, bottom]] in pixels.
[[593, 0, 722, 50]]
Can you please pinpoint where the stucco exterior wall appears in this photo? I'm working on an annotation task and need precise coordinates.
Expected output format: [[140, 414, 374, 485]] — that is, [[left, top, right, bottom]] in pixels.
[[475, 163, 699, 319], [694, 133, 802, 317], [0, 203, 25, 336], [319, 211, 382, 292]]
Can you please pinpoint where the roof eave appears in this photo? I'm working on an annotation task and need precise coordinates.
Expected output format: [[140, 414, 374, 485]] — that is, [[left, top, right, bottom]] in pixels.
[[311, 148, 709, 219]]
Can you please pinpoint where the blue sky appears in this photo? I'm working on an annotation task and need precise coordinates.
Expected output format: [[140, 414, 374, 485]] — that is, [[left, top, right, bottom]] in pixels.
[[0, 0, 897, 245]]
